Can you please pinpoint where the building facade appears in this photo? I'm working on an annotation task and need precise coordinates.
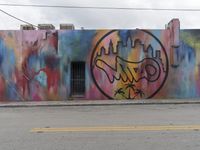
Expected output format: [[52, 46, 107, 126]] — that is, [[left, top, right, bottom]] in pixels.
[[0, 19, 199, 101]]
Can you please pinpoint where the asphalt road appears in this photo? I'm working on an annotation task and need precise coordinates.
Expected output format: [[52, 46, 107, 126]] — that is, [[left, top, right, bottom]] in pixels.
[[0, 104, 200, 150]]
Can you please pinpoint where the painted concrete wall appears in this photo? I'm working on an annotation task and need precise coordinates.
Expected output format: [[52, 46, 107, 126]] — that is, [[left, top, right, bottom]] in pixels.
[[0, 19, 198, 101]]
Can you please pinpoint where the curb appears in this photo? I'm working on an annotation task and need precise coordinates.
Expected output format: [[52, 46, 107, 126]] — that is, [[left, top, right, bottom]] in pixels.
[[0, 99, 200, 108]]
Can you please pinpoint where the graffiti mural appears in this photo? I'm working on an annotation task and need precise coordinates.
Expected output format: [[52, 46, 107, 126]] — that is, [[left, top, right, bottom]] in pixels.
[[90, 30, 169, 99], [0, 19, 200, 101], [0, 30, 62, 101]]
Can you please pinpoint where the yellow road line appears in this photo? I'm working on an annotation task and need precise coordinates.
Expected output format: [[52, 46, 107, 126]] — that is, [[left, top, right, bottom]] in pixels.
[[30, 125, 200, 133]]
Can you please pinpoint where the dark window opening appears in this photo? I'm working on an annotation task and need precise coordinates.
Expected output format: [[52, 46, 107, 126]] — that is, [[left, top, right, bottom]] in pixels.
[[71, 62, 85, 97]]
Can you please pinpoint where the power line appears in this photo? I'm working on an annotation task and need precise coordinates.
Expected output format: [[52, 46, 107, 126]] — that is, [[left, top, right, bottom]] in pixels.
[[0, 8, 37, 27], [0, 3, 200, 12]]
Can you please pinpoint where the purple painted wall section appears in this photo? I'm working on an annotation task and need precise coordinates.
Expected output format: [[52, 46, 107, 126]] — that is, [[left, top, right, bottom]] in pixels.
[[0, 19, 199, 101]]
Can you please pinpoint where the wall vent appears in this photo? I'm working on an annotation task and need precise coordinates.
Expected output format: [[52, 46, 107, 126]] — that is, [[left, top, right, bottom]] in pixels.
[[20, 25, 35, 30], [60, 24, 75, 30], [38, 24, 55, 30]]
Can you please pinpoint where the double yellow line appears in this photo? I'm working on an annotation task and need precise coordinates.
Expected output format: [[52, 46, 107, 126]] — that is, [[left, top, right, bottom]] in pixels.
[[31, 125, 200, 133]]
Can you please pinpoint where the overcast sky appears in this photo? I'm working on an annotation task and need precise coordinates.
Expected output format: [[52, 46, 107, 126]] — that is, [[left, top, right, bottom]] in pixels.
[[1, 0, 200, 29]]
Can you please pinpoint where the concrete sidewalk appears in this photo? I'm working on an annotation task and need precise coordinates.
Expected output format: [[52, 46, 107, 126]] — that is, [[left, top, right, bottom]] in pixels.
[[0, 99, 200, 107]]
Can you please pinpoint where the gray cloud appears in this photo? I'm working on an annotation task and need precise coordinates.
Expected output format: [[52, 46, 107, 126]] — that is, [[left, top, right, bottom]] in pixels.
[[0, 0, 200, 29]]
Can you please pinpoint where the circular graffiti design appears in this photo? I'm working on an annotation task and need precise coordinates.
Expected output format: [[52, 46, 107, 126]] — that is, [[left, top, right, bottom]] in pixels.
[[90, 30, 169, 99]]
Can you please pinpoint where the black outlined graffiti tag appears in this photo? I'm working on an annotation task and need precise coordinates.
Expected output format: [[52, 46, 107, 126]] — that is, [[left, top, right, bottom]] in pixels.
[[90, 30, 169, 99]]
